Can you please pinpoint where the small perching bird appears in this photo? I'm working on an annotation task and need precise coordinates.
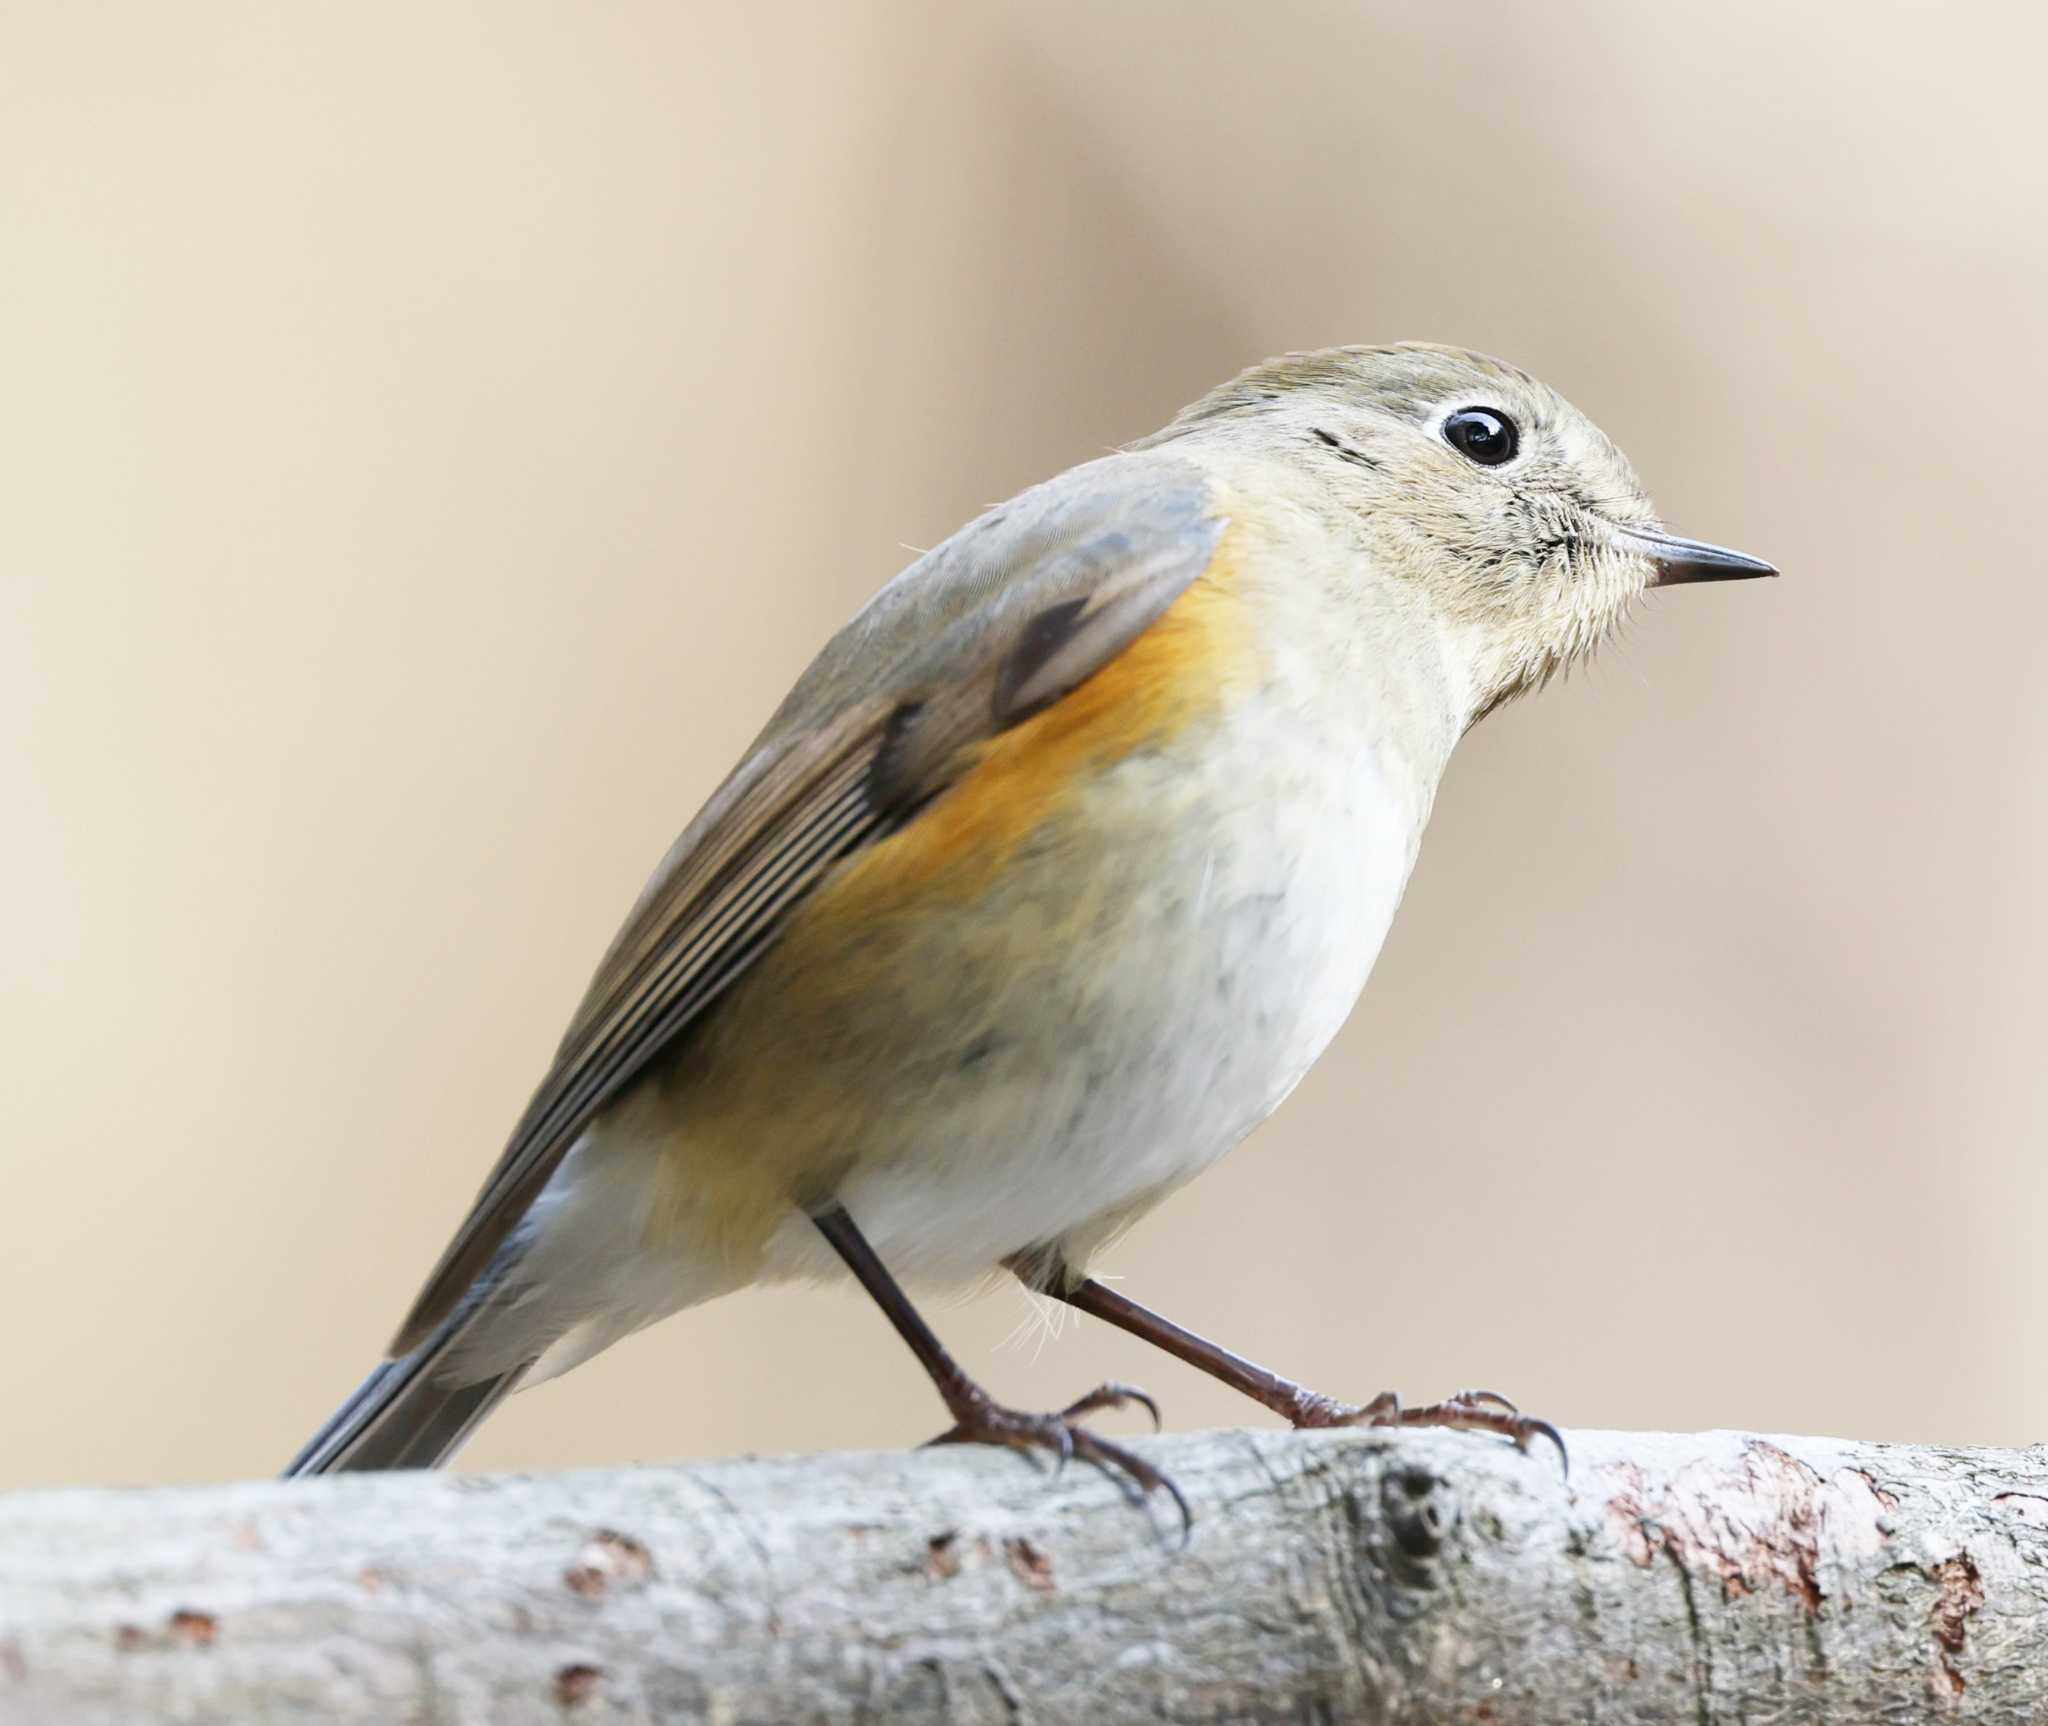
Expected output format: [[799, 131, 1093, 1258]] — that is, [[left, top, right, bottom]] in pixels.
[[287, 344, 1773, 1525]]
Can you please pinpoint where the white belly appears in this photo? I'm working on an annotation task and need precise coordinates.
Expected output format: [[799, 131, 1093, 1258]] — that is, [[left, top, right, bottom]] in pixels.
[[759, 707, 1424, 1284]]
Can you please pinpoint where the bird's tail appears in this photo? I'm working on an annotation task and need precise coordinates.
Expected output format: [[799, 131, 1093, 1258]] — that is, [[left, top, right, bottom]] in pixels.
[[283, 1293, 534, 1476]]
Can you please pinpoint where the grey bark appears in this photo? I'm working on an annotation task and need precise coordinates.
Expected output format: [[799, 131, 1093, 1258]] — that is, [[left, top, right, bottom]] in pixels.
[[2, 1427, 2044, 1724]]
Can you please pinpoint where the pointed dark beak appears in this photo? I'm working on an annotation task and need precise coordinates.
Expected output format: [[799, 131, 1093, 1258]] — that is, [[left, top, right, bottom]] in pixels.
[[1612, 525, 1778, 587]]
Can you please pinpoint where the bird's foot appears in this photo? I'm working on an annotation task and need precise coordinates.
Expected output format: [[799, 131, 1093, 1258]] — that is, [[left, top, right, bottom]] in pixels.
[[1293, 1386, 1568, 1475], [924, 1380, 1191, 1540]]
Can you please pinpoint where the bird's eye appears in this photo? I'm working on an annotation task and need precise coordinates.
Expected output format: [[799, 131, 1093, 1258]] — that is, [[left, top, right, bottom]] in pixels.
[[1441, 407, 1519, 467]]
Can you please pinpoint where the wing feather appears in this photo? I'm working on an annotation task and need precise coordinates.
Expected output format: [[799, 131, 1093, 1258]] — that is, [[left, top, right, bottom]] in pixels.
[[390, 456, 1225, 1352], [391, 705, 897, 1349]]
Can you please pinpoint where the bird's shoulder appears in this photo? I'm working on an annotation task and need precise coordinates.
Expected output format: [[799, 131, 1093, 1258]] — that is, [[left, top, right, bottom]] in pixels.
[[760, 449, 1231, 747]]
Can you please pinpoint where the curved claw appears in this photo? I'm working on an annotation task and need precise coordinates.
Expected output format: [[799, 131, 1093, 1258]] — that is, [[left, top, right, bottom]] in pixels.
[[1154, 1465, 1195, 1549], [1452, 1388, 1521, 1416], [1070, 1429, 1194, 1548], [1062, 1380, 1163, 1433], [1048, 1417, 1075, 1477], [1518, 1416, 1569, 1479]]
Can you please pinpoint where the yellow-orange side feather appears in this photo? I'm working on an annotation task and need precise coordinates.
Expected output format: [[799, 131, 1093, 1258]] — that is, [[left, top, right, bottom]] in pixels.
[[631, 537, 1264, 1264], [809, 544, 1260, 919]]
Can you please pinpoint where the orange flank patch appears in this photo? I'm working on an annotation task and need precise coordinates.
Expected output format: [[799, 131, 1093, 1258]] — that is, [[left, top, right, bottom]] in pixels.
[[635, 533, 1260, 1262], [818, 535, 1259, 918]]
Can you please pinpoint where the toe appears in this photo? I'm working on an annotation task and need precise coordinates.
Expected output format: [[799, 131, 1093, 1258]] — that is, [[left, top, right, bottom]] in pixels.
[[1069, 1427, 1194, 1547], [1060, 1380, 1163, 1431]]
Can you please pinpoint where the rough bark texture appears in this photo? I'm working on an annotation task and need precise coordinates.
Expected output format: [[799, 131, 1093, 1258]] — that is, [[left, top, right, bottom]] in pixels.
[[2, 1427, 2044, 1724]]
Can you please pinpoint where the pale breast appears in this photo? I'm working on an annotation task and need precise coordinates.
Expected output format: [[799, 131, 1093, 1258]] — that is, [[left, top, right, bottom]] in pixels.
[[739, 672, 1425, 1284], [646, 521, 1456, 1287]]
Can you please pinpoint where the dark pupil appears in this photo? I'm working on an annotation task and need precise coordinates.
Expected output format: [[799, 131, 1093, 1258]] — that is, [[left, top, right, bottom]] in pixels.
[[1443, 408, 1517, 466]]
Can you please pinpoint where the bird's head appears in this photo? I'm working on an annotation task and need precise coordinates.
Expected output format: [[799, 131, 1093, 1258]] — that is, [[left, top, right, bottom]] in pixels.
[[1150, 342, 1774, 717]]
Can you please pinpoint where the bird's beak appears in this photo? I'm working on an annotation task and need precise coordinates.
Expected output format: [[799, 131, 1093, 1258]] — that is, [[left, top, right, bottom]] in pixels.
[[1612, 525, 1778, 587]]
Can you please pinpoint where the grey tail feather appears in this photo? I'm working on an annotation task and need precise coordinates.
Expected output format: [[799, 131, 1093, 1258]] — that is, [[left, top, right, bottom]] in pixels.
[[284, 1297, 533, 1476]]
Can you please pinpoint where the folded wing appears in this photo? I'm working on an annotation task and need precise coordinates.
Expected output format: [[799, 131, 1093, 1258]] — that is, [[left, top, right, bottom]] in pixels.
[[390, 457, 1228, 1351]]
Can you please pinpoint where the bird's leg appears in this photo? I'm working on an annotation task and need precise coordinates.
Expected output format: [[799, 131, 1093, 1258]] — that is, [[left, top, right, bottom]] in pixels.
[[811, 1206, 1190, 1535], [1022, 1259, 1566, 1473]]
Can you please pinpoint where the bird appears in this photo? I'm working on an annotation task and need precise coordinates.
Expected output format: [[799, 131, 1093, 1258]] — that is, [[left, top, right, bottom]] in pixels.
[[286, 343, 1773, 1524]]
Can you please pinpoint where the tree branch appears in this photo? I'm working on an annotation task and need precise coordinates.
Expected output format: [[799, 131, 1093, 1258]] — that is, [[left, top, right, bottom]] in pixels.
[[4, 1427, 2044, 1723]]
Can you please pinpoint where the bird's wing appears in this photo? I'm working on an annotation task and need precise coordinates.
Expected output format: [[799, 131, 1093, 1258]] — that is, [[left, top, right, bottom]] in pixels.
[[390, 456, 1226, 1351]]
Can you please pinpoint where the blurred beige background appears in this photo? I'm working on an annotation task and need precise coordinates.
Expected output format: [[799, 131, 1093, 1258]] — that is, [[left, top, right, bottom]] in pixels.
[[3, 2, 2042, 1492]]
